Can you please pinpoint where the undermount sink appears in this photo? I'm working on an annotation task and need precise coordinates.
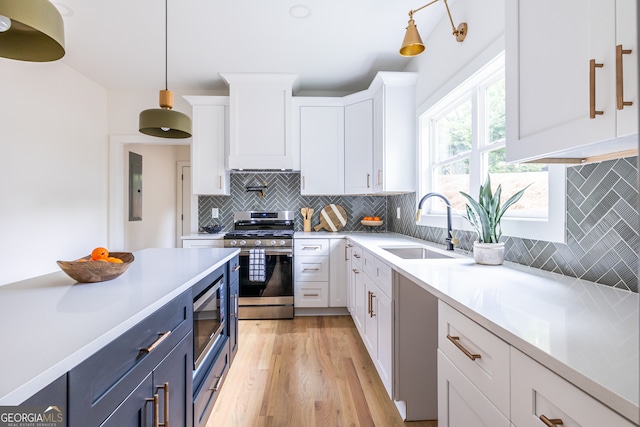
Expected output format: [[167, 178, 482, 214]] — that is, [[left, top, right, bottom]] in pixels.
[[381, 246, 455, 260]]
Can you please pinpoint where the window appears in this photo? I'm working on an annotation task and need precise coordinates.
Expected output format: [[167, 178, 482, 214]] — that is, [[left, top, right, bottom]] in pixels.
[[418, 52, 565, 243]]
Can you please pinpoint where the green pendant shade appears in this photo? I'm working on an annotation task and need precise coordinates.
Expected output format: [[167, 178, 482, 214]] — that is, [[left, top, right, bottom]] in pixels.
[[0, 0, 65, 62], [139, 107, 192, 139]]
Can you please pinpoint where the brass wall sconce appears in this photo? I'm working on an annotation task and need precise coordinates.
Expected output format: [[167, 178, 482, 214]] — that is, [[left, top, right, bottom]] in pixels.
[[400, 0, 467, 57]]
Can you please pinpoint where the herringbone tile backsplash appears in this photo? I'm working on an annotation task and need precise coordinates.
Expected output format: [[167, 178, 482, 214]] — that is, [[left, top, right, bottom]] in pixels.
[[200, 157, 639, 292], [198, 172, 387, 233]]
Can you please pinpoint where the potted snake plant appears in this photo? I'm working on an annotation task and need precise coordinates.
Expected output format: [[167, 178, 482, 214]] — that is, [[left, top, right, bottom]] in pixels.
[[460, 175, 530, 265]]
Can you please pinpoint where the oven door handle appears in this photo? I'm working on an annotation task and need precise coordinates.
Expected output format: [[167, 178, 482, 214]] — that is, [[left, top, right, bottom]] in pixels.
[[238, 249, 293, 256], [193, 281, 222, 312]]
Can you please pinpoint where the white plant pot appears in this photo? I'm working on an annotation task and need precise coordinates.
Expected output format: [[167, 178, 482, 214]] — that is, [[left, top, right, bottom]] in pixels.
[[473, 242, 505, 265]]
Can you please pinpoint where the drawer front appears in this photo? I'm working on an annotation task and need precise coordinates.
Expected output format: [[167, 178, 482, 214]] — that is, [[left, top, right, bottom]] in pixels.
[[438, 301, 510, 417], [511, 349, 635, 427], [69, 290, 192, 426], [194, 343, 230, 427], [438, 350, 510, 427], [351, 244, 363, 269], [295, 282, 329, 307], [374, 257, 392, 298], [362, 249, 377, 279], [295, 239, 329, 256], [295, 256, 329, 281]]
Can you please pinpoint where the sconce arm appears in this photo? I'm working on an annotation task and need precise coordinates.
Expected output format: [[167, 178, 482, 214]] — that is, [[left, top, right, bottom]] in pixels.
[[408, 0, 467, 41]]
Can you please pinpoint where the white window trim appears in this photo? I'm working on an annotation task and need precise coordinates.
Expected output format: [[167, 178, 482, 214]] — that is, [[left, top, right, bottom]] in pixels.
[[415, 40, 566, 244]]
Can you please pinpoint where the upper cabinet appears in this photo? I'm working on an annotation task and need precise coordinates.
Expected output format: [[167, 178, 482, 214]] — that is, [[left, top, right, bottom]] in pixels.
[[294, 98, 345, 195], [506, 0, 638, 164], [344, 98, 374, 194], [371, 72, 418, 194], [221, 73, 298, 170], [342, 72, 417, 195], [184, 96, 230, 195]]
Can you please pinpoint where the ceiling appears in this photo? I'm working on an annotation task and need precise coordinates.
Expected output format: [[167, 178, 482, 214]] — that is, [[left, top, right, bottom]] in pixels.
[[53, 0, 445, 95]]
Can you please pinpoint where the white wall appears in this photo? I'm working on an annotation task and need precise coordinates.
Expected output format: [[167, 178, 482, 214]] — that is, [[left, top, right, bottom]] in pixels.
[[405, 0, 505, 108], [0, 60, 108, 286], [123, 144, 189, 251]]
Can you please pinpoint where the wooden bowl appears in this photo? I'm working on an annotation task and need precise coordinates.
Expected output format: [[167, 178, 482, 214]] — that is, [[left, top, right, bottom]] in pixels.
[[361, 220, 384, 226], [57, 252, 135, 283]]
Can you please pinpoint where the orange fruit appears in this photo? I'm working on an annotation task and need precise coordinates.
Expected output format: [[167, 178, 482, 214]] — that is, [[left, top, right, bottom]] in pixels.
[[91, 247, 109, 261], [373, 216, 380, 221], [106, 256, 123, 264]]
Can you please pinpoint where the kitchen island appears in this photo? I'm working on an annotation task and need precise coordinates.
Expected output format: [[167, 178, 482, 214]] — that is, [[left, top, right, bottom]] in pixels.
[[0, 247, 239, 406]]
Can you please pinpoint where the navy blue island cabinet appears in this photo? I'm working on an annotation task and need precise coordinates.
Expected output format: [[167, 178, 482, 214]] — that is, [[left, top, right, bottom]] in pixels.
[[67, 290, 193, 427]]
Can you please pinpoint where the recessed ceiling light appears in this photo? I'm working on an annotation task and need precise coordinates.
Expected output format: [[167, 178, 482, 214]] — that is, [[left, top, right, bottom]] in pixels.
[[289, 4, 311, 19]]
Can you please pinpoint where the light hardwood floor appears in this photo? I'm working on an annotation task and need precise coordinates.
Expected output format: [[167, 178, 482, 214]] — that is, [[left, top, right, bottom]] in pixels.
[[207, 316, 438, 427]]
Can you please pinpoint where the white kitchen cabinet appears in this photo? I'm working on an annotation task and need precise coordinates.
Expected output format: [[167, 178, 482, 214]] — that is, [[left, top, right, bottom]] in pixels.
[[220, 73, 298, 170], [181, 238, 224, 248], [295, 99, 345, 195], [344, 99, 374, 194], [294, 239, 329, 308], [438, 351, 510, 427], [329, 239, 348, 307], [371, 72, 417, 194], [511, 348, 635, 427], [350, 244, 366, 334], [184, 96, 230, 195], [505, 0, 638, 163], [438, 301, 510, 418]]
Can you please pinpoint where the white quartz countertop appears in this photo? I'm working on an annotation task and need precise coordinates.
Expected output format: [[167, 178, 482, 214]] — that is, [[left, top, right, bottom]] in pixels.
[[181, 233, 226, 239], [344, 233, 639, 424], [0, 247, 240, 405]]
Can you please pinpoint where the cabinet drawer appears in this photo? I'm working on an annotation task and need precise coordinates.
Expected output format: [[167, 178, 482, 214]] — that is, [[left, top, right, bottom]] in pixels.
[[69, 290, 192, 426], [438, 301, 510, 417], [295, 239, 329, 256], [351, 244, 363, 269], [374, 258, 392, 298], [295, 282, 329, 307], [295, 256, 329, 281], [511, 348, 635, 427], [438, 350, 510, 427], [362, 249, 377, 279], [194, 343, 230, 427]]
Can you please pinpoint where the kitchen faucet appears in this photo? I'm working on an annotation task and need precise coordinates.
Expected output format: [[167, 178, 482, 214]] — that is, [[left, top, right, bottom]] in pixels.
[[415, 192, 458, 251]]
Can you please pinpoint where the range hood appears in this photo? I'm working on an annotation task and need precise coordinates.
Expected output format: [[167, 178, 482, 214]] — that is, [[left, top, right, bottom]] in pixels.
[[220, 73, 299, 170]]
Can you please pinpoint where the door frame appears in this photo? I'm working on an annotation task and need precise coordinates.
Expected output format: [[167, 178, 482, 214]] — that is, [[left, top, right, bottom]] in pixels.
[[176, 161, 199, 245], [108, 135, 191, 250]]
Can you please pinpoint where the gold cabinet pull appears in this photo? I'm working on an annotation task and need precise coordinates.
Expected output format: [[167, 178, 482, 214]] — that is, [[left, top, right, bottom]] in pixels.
[[231, 294, 238, 317], [146, 394, 159, 427], [446, 335, 481, 360], [304, 293, 320, 297], [232, 264, 241, 272], [368, 291, 376, 317], [539, 415, 563, 427], [377, 169, 382, 186], [589, 59, 604, 118], [156, 382, 169, 427], [212, 371, 226, 392], [367, 173, 371, 188], [302, 176, 305, 190], [141, 331, 172, 354], [616, 45, 633, 110], [218, 175, 222, 189]]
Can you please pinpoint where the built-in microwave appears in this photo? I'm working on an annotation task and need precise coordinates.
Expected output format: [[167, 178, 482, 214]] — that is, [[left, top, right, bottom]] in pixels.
[[193, 274, 225, 372]]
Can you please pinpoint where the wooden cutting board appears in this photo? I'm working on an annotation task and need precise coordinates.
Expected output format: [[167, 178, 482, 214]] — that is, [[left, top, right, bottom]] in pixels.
[[314, 204, 347, 232]]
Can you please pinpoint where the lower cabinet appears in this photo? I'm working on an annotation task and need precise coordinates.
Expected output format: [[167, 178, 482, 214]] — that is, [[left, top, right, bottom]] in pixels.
[[68, 291, 193, 427], [437, 350, 509, 427], [193, 343, 230, 427], [294, 238, 330, 308], [511, 348, 635, 427], [228, 256, 240, 364], [102, 333, 193, 427]]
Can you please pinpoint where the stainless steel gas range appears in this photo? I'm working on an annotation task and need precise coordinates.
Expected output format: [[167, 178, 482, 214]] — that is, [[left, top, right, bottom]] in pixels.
[[223, 211, 294, 319]]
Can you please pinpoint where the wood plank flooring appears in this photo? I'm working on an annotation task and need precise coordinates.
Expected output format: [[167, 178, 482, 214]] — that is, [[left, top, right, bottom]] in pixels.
[[207, 316, 438, 427]]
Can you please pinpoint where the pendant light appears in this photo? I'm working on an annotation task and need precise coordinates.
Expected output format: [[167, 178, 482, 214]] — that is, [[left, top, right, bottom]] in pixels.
[[0, 0, 65, 62], [139, 0, 192, 139]]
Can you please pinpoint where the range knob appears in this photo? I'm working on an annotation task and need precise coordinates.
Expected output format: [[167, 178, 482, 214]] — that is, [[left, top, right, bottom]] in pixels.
[[230, 240, 237, 246], [255, 240, 262, 246], [270, 240, 277, 246], [279, 240, 286, 246], [239, 240, 247, 246]]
